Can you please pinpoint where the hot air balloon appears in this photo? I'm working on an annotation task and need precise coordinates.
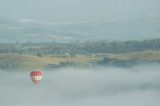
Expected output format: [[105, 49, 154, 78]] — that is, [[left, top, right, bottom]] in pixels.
[[30, 71, 43, 84]]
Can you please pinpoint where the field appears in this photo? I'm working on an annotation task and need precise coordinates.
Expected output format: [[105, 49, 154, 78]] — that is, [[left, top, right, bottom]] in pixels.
[[0, 53, 99, 70], [0, 50, 160, 70]]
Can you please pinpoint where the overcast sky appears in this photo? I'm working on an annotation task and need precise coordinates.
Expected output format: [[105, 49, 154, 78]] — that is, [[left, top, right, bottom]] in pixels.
[[0, 0, 160, 22]]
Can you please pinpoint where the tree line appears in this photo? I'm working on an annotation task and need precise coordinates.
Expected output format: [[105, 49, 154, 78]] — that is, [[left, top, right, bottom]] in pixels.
[[0, 39, 160, 56]]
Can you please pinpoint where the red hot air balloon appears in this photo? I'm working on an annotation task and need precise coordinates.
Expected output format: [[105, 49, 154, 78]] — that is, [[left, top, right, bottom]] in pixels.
[[30, 71, 43, 84]]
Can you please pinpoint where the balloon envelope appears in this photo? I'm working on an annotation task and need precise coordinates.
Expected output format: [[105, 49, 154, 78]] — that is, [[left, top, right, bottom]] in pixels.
[[30, 71, 43, 84]]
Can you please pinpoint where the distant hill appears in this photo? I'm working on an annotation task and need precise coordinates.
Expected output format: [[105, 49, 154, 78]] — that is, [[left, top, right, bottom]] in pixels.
[[0, 18, 160, 43]]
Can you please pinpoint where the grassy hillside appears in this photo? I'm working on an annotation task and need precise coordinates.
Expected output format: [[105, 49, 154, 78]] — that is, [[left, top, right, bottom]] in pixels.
[[97, 51, 160, 67], [110, 51, 160, 61], [0, 51, 160, 70], [0, 53, 99, 70]]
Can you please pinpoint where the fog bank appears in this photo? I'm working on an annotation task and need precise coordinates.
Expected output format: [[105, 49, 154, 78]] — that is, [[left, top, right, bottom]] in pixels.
[[0, 64, 160, 106]]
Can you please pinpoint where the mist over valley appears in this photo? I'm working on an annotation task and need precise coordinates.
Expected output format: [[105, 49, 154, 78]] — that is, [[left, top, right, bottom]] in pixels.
[[0, 65, 160, 106]]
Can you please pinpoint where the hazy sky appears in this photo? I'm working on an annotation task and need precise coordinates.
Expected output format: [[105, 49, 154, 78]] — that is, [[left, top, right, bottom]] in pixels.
[[0, 0, 160, 22]]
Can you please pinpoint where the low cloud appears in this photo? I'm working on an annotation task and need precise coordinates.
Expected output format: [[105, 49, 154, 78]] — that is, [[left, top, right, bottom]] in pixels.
[[0, 64, 160, 106]]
